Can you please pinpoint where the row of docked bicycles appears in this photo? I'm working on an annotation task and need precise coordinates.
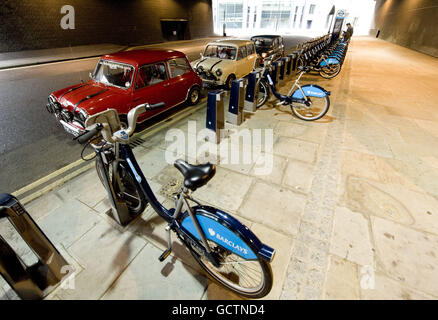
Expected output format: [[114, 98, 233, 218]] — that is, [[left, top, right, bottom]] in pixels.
[[256, 33, 349, 121], [297, 34, 349, 79]]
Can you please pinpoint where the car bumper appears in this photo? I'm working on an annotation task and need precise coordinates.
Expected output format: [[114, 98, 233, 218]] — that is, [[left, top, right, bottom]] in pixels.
[[59, 119, 84, 137], [201, 79, 223, 88], [46, 101, 85, 137]]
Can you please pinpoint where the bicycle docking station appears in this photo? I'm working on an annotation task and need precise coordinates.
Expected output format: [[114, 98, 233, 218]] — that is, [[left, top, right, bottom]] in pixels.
[[0, 193, 72, 300], [290, 52, 299, 74], [279, 57, 288, 83], [244, 71, 259, 113], [206, 89, 225, 144], [271, 61, 281, 87], [286, 53, 294, 78], [227, 78, 247, 126]]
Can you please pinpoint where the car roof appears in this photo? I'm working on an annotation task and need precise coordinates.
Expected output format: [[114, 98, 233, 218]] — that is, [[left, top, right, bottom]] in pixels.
[[208, 39, 253, 47], [251, 35, 281, 39], [101, 49, 186, 67]]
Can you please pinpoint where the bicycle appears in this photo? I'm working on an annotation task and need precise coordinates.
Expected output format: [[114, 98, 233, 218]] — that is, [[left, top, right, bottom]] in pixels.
[[256, 59, 331, 121], [296, 40, 347, 79], [75, 103, 275, 298]]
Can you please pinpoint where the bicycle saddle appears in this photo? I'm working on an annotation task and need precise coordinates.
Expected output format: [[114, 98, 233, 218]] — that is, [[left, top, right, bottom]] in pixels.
[[174, 159, 216, 191]]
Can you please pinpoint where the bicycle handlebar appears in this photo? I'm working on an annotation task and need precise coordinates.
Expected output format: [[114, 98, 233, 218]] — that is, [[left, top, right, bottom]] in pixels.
[[125, 102, 165, 136], [76, 123, 103, 144]]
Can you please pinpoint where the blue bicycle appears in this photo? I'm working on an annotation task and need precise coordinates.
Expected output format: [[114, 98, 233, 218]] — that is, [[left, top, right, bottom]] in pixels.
[[75, 103, 275, 298], [257, 59, 331, 121]]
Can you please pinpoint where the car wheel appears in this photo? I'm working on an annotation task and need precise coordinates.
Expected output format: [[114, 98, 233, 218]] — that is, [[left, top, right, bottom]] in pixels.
[[187, 86, 201, 106], [225, 74, 236, 90]]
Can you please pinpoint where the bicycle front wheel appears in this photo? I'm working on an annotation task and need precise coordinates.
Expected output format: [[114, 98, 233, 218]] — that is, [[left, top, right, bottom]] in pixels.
[[256, 80, 270, 108], [319, 63, 341, 79], [291, 95, 330, 121], [96, 159, 146, 215]]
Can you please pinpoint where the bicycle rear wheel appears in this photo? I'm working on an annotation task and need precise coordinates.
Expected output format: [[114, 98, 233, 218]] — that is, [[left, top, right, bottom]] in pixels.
[[291, 95, 330, 121], [183, 211, 273, 298]]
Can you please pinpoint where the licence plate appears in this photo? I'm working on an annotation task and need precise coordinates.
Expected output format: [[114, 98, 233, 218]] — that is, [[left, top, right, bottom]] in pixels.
[[61, 121, 81, 137]]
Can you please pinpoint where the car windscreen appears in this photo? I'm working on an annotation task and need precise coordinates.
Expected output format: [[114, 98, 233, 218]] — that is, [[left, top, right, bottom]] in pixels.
[[93, 60, 135, 89], [252, 38, 274, 48], [204, 45, 237, 60]]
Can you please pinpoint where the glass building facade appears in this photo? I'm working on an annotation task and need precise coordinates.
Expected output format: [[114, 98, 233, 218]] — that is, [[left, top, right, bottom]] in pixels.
[[212, 0, 375, 36]]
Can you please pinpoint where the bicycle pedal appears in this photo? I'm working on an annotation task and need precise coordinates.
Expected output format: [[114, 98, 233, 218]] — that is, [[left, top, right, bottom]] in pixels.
[[158, 248, 172, 262]]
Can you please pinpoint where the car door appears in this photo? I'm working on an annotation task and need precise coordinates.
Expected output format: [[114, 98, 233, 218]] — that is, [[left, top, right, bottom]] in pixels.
[[246, 43, 257, 70], [132, 62, 170, 121], [166, 57, 192, 106], [236, 45, 250, 78]]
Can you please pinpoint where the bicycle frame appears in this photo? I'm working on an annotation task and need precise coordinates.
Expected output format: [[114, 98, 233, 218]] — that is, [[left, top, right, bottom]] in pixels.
[[94, 140, 275, 266], [264, 70, 309, 105]]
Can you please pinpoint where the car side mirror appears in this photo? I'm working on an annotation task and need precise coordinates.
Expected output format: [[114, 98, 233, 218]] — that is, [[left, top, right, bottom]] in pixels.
[[89, 72, 93, 79], [200, 53, 203, 58]]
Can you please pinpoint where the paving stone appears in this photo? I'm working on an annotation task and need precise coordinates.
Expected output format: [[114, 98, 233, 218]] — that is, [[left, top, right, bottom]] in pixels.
[[250, 153, 287, 185], [273, 137, 319, 164], [282, 160, 315, 194], [202, 281, 243, 300], [371, 216, 438, 297], [56, 170, 107, 209], [56, 220, 147, 299], [102, 244, 207, 300], [323, 255, 360, 300], [239, 181, 305, 236], [25, 192, 65, 221], [330, 206, 374, 266], [360, 272, 434, 300], [36, 199, 101, 249], [345, 176, 414, 225], [250, 222, 294, 300], [274, 121, 328, 144], [135, 146, 175, 179], [194, 167, 254, 212]]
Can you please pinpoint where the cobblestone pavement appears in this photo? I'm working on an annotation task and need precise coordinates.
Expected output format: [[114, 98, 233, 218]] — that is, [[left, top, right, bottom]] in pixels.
[[1, 37, 438, 300]]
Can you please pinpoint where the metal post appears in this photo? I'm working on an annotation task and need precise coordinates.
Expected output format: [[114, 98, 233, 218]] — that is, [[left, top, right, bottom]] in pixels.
[[206, 90, 225, 143], [244, 72, 260, 113], [227, 78, 246, 126]]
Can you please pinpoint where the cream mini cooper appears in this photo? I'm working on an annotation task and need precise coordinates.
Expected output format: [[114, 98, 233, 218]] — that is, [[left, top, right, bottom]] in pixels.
[[191, 40, 258, 89]]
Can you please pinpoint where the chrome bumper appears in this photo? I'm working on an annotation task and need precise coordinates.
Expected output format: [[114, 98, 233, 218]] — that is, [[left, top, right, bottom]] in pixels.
[[59, 119, 84, 137], [201, 79, 223, 88]]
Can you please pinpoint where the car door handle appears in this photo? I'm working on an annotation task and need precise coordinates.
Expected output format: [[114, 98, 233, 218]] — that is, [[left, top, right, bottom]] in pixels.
[[163, 83, 170, 87]]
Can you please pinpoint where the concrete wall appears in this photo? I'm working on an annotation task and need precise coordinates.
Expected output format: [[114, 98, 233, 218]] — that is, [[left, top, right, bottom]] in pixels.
[[372, 0, 438, 57], [0, 0, 213, 53]]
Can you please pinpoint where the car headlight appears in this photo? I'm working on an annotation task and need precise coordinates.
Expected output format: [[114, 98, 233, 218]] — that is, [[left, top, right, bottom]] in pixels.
[[215, 69, 222, 76], [197, 66, 204, 73], [262, 52, 267, 58], [78, 109, 88, 123]]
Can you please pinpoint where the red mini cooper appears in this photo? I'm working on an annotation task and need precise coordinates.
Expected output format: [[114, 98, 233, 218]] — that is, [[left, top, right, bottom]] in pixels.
[[46, 49, 202, 136]]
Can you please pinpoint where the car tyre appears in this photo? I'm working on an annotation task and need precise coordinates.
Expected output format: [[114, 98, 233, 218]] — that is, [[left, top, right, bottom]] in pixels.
[[187, 86, 201, 106], [225, 74, 236, 90]]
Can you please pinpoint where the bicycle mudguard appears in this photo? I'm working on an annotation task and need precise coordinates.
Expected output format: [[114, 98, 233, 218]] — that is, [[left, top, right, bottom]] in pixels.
[[292, 84, 330, 99], [319, 57, 339, 66], [180, 206, 275, 262]]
